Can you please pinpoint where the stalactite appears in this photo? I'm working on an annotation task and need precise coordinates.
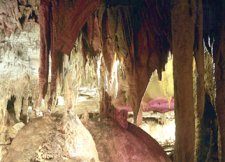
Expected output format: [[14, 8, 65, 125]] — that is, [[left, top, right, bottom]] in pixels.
[[125, 21, 156, 124], [81, 12, 102, 66], [144, 0, 171, 79], [123, 1, 170, 123], [38, 0, 101, 109], [53, 0, 101, 55], [47, 1, 59, 108], [87, 13, 102, 54], [172, 0, 196, 161], [38, 0, 51, 106], [115, 8, 129, 57], [102, 8, 116, 76], [48, 49, 59, 107], [81, 25, 90, 65], [38, 0, 171, 120]]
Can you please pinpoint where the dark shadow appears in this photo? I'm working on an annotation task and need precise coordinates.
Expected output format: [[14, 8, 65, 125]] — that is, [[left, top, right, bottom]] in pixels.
[[7, 95, 18, 124]]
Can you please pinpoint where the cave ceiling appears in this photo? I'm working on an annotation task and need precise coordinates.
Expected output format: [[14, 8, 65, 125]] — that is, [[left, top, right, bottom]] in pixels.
[[0, 0, 224, 122]]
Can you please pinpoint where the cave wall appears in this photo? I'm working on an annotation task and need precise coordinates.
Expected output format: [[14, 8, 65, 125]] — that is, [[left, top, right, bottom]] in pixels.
[[0, 19, 39, 162], [0, 1, 40, 160], [0, 0, 39, 38], [0, 0, 40, 118], [215, 8, 225, 162]]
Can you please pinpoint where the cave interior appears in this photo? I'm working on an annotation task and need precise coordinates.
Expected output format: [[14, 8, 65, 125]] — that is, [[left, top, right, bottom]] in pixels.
[[0, 0, 225, 162]]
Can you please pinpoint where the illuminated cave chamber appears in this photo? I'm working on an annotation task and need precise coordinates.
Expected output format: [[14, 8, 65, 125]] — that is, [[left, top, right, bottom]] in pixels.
[[0, 0, 225, 162]]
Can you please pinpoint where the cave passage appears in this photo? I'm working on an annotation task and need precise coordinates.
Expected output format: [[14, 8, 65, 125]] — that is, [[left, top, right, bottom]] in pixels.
[[0, 0, 225, 162]]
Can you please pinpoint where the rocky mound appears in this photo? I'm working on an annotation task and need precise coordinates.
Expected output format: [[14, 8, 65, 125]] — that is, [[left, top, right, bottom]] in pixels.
[[2, 112, 99, 162], [84, 118, 171, 162]]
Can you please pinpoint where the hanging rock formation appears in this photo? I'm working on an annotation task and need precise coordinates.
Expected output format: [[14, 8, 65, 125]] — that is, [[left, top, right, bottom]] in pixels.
[[38, 0, 101, 108], [80, 1, 171, 123]]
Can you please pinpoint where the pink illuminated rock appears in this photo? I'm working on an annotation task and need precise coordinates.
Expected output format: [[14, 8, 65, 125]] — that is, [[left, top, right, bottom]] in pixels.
[[144, 97, 174, 113], [113, 109, 128, 129], [114, 97, 174, 114], [85, 118, 171, 162], [116, 105, 132, 112]]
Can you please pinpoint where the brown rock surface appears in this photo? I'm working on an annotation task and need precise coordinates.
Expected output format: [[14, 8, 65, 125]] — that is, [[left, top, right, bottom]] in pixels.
[[2, 112, 99, 162]]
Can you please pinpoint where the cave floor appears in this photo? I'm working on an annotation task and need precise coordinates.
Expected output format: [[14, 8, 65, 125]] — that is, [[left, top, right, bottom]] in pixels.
[[0, 86, 175, 161]]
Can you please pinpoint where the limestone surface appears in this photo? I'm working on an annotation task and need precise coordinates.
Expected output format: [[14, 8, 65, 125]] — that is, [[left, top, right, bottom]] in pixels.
[[2, 112, 99, 162]]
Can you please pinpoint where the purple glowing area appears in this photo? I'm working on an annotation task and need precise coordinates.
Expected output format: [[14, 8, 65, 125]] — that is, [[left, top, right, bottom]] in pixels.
[[115, 97, 174, 114]]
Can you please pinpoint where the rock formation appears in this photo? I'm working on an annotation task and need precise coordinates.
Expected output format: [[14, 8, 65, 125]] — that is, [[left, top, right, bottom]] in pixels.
[[0, 0, 225, 162]]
